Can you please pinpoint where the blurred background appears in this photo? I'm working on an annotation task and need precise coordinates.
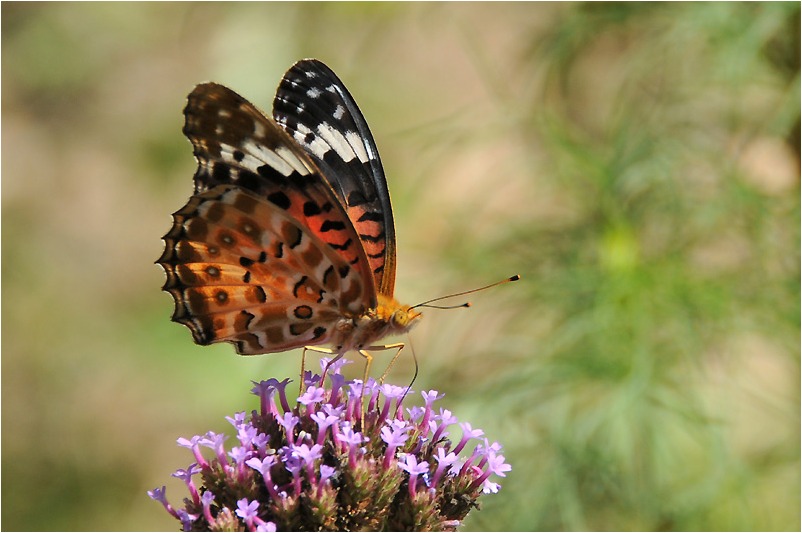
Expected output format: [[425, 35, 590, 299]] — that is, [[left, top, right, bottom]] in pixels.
[[3, 2, 799, 531]]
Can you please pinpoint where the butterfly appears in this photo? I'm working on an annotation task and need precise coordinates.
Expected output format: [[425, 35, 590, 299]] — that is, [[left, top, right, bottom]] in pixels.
[[158, 59, 421, 381]]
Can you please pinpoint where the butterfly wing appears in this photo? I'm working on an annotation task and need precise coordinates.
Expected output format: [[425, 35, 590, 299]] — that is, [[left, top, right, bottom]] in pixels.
[[273, 59, 397, 297], [158, 82, 376, 354]]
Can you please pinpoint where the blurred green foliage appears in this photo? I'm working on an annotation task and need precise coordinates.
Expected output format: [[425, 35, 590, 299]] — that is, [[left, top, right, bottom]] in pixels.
[[2, 2, 798, 531]]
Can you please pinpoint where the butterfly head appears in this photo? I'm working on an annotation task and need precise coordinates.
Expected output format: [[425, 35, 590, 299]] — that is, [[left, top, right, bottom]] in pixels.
[[390, 304, 422, 332], [376, 294, 422, 335]]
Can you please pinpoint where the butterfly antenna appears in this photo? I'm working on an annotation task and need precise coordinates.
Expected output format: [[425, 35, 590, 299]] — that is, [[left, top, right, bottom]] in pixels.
[[411, 274, 520, 310]]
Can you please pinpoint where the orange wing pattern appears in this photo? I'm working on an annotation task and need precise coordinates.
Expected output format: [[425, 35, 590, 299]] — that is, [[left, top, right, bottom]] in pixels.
[[159, 81, 378, 354]]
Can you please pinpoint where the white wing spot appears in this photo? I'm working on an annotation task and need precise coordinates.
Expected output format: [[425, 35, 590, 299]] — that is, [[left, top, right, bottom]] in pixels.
[[253, 121, 266, 138], [218, 109, 231, 118], [220, 144, 265, 174], [307, 87, 322, 99], [333, 105, 345, 120], [345, 130, 370, 163], [275, 146, 312, 176], [316, 123, 356, 163], [242, 140, 294, 176], [293, 124, 330, 160]]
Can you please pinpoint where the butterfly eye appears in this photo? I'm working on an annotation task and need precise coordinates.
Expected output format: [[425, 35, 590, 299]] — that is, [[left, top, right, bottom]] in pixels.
[[391, 309, 409, 328], [392, 307, 421, 329]]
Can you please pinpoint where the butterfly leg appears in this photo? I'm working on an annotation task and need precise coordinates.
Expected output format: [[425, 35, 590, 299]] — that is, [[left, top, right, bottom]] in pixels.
[[356, 349, 374, 426], [355, 343, 406, 424], [367, 342, 406, 385], [302, 345, 342, 392]]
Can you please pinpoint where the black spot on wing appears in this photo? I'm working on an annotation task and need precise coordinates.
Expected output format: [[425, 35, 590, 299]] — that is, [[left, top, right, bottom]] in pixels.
[[212, 163, 231, 182], [303, 201, 322, 216], [235, 169, 260, 190], [257, 164, 289, 186], [357, 211, 384, 222], [322, 265, 334, 286], [253, 286, 267, 303], [358, 231, 386, 243], [267, 191, 291, 210], [328, 238, 352, 251], [293, 276, 308, 298], [320, 220, 346, 232]]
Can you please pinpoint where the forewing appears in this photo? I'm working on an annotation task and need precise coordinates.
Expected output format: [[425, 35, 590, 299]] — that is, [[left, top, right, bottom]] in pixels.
[[273, 59, 397, 297]]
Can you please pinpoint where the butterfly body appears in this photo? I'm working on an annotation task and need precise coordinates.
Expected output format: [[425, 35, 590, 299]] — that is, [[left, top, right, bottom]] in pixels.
[[328, 293, 420, 353], [159, 60, 420, 363]]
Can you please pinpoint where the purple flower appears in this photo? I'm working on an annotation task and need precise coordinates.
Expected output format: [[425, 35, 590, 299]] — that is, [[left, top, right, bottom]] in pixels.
[[151, 365, 509, 531], [276, 412, 299, 441], [337, 424, 365, 468], [399, 453, 431, 498], [171, 464, 201, 504], [380, 421, 410, 468], [246, 456, 280, 500], [431, 447, 459, 486], [236, 498, 263, 530], [228, 446, 251, 470], [226, 410, 248, 427], [453, 422, 484, 454], [147, 486, 180, 520], [319, 464, 336, 484], [328, 372, 347, 404], [252, 431, 270, 453], [199, 431, 228, 465], [298, 385, 326, 407], [310, 411, 339, 445], [379, 383, 408, 420], [236, 424, 259, 448], [419, 389, 445, 432], [430, 408, 458, 444], [291, 442, 323, 480], [176, 435, 208, 469], [201, 491, 216, 523]]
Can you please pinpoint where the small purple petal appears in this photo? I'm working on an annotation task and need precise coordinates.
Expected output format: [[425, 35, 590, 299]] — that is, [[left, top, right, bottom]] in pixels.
[[298, 386, 326, 406], [176, 509, 198, 530], [453, 422, 484, 454], [236, 498, 264, 530], [148, 486, 181, 519], [176, 436, 209, 469], [319, 464, 336, 483], [226, 411, 248, 429], [482, 480, 501, 494], [431, 447, 459, 486], [201, 491, 216, 524]]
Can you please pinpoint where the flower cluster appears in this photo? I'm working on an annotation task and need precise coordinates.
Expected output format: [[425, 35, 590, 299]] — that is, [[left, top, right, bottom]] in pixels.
[[149, 359, 510, 531]]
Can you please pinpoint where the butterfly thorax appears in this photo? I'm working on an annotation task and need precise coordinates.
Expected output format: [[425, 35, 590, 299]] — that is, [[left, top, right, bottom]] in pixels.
[[331, 294, 421, 352]]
